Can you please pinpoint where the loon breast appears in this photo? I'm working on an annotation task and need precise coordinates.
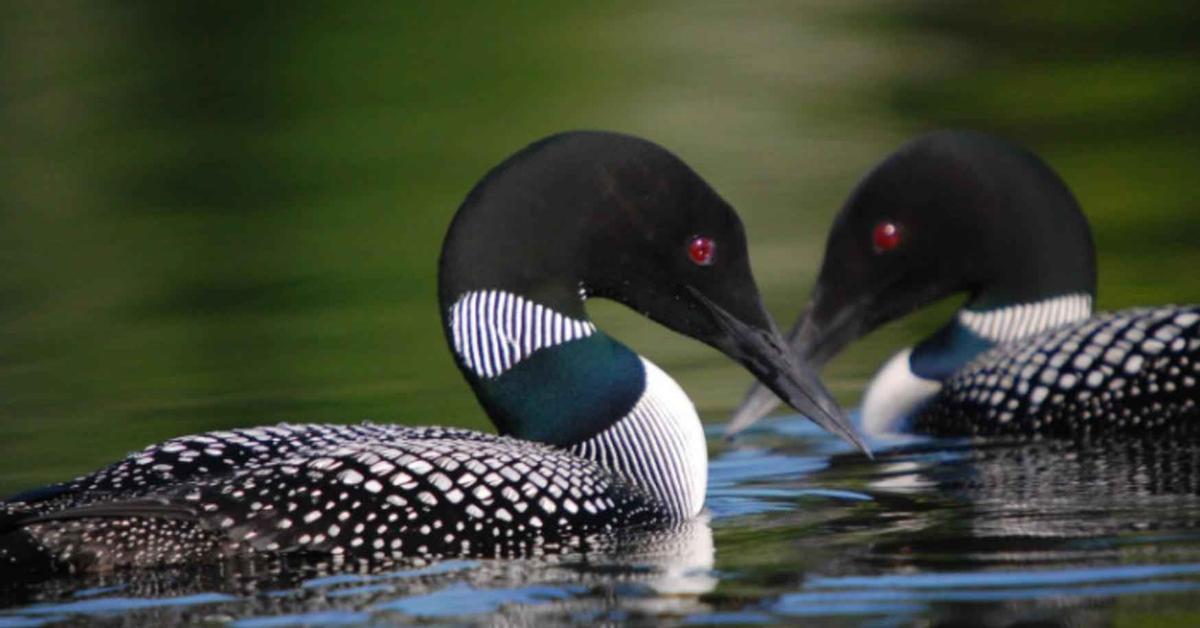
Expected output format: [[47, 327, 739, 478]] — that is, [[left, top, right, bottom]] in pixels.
[[569, 357, 707, 519], [916, 306, 1200, 436], [860, 293, 1095, 435], [1, 424, 670, 575], [859, 348, 942, 435]]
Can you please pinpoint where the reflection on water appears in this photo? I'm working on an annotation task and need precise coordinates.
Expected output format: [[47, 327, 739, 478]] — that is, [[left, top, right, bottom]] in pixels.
[[710, 419, 1200, 625], [1, 519, 716, 625], [6, 420, 1200, 624]]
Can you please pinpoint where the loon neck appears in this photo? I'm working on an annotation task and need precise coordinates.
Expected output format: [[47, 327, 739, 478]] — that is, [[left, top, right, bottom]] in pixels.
[[958, 292, 1094, 345], [911, 292, 1094, 381], [443, 288, 707, 518], [864, 292, 1096, 433], [569, 357, 707, 518]]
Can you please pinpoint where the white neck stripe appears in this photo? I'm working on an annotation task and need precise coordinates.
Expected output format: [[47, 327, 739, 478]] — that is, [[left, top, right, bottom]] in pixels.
[[568, 357, 707, 519], [958, 293, 1093, 343], [451, 292, 707, 519], [449, 290, 596, 379]]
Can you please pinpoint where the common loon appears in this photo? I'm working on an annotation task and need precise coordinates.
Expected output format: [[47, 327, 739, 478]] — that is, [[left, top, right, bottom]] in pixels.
[[1, 131, 864, 576], [730, 130, 1200, 438]]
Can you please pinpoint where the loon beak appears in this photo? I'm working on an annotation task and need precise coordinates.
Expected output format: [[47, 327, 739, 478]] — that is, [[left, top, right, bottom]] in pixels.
[[727, 296, 872, 438], [687, 287, 870, 456]]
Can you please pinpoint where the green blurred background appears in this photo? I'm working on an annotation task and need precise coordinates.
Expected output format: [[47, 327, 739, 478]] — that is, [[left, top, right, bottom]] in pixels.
[[1, 1, 1198, 494]]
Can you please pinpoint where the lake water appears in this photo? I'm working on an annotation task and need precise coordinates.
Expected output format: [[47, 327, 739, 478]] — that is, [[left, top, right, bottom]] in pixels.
[[4, 420, 1200, 624], [2, 1, 1200, 625]]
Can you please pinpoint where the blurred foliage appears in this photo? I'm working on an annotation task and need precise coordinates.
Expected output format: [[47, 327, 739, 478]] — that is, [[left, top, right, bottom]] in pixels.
[[1, 0, 1198, 495]]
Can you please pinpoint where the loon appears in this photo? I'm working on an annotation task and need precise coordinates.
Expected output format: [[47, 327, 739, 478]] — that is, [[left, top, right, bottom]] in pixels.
[[730, 130, 1200, 438], [1, 131, 864, 576]]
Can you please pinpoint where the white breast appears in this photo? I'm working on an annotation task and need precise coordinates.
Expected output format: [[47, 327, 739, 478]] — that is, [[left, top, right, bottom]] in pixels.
[[569, 357, 708, 519], [860, 348, 942, 435]]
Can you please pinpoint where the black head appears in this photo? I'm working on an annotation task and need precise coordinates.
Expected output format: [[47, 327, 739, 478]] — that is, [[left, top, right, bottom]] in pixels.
[[730, 130, 1096, 433], [439, 131, 866, 452]]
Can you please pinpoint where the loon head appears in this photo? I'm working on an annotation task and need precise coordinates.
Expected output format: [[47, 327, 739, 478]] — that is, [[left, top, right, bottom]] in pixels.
[[438, 131, 868, 457], [730, 130, 1097, 435]]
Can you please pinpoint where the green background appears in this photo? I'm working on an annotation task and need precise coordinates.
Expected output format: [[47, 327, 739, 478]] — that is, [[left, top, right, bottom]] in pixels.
[[2, 1, 1198, 494]]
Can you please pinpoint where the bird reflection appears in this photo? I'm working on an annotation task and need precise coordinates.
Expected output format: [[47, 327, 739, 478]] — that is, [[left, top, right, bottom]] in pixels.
[[865, 437, 1200, 541], [0, 516, 715, 625], [839, 437, 1200, 625]]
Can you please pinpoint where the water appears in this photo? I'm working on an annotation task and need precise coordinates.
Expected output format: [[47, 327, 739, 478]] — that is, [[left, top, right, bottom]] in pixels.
[[3, 1, 1200, 625], [4, 420, 1200, 624]]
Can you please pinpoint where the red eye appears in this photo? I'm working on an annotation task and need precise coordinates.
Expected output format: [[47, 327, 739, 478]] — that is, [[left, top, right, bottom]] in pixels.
[[687, 236, 716, 266], [872, 221, 902, 253]]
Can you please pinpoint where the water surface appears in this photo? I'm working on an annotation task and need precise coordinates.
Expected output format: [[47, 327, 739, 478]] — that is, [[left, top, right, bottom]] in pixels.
[[4, 419, 1200, 624]]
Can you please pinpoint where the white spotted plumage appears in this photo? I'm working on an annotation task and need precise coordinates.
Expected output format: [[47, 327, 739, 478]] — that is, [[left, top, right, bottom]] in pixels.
[[3, 290, 713, 573], [922, 305, 1200, 434], [2, 424, 669, 572], [862, 294, 1095, 432]]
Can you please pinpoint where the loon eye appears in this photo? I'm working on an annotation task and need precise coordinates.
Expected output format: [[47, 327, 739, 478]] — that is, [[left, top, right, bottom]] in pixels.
[[687, 235, 716, 266], [872, 221, 902, 253]]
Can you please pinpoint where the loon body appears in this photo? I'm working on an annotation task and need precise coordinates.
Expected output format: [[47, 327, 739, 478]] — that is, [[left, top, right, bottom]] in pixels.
[[2, 131, 860, 576], [730, 130, 1200, 438], [915, 305, 1200, 436], [1, 425, 664, 572]]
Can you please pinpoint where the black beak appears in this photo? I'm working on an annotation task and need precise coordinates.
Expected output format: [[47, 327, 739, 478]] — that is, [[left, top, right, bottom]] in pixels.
[[727, 295, 872, 438], [688, 287, 870, 456]]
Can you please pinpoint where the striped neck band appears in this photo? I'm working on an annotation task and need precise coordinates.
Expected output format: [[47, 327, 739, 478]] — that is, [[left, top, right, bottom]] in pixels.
[[568, 357, 707, 519], [957, 293, 1093, 344], [449, 290, 596, 379]]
